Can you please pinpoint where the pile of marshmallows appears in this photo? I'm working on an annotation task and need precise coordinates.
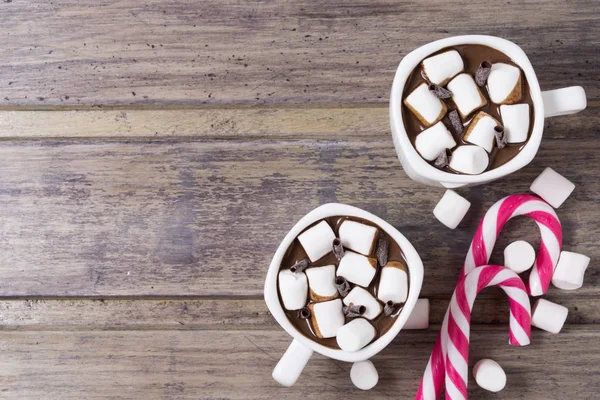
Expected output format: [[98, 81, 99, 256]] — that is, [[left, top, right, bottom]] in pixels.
[[279, 219, 414, 353], [404, 49, 530, 174], [434, 167, 589, 393]]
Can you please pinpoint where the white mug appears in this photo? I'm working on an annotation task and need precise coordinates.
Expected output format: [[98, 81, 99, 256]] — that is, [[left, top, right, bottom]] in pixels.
[[390, 35, 587, 188], [264, 203, 424, 387]]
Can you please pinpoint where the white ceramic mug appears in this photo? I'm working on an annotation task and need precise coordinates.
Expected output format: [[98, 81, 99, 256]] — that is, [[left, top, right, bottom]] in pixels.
[[264, 203, 424, 387], [390, 35, 587, 188]]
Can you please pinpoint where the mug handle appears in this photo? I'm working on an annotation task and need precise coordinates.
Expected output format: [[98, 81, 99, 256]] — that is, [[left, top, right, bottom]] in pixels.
[[272, 339, 314, 387], [542, 86, 587, 118]]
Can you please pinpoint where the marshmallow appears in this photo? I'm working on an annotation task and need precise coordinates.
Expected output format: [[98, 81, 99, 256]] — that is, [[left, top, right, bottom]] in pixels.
[[473, 359, 507, 393], [449, 145, 489, 175], [337, 251, 377, 287], [350, 360, 379, 390], [463, 112, 500, 153], [422, 50, 464, 85], [339, 220, 378, 256], [377, 261, 408, 304], [306, 265, 339, 301], [552, 251, 590, 290], [500, 104, 530, 143], [447, 73, 487, 118], [404, 83, 448, 127], [309, 298, 345, 338], [343, 286, 383, 320], [487, 63, 522, 104], [278, 270, 308, 311], [415, 121, 457, 161], [336, 318, 376, 352], [433, 189, 471, 230], [531, 298, 568, 334], [530, 167, 575, 208], [503, 240, 536, 274], [403, 298, 429, 330], [297, 220, 336, 262]]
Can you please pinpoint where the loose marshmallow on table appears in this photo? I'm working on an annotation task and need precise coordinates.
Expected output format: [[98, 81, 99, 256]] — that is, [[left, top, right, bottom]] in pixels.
[[433, 189, 471, 229], [473, 359, 507, 393], [487, 63, 522, 104], [552, 251, 590, 290], [336, 318, 376, 352], [297, 220, 336, 262], [531, 298, 568, 334], [403, 298, 430, 330], [309, 298, 345, 338], [350, 360, 379, 390], [463, 111, 501, 153], [530, 167, 575, 208], [500, 104, 530, 143], [343, 286, 382, 320], [504, 240, 536, 274], [278, 270, 308, 310], [339, 220, 378, 256], [415, 121, 457, 161], [337, 250, 377, 287], [447, 73, 487, 118], [404, 83, 448, 127], [449, 145, 489, 175], [422, 50, 464, 85], [377, 261, 408, 304], [306, 265, 338, 301]]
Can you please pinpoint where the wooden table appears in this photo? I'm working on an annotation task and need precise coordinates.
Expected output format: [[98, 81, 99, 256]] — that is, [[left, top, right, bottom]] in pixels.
[[0, 1, 598, 399]]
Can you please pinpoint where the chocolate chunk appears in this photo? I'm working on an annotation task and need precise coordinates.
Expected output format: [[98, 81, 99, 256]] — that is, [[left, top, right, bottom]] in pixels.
[[428, 83, 453, 99], [376, 238, 388, 267], [289, 258, 309, 273], [343, 304, 366, 318], [384, 300, 396, 317], [494, 125, 507, 149], [298, 306, 311, 319], [335, 276, 351, 297], [475, 60, 492, 87], [332, 238, 345, 261], [434, 150, 449, 169], [448, 110, 463, 135]]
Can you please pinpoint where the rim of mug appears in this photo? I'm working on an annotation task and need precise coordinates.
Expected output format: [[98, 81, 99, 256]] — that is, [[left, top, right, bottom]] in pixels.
[[264, 203, 424, 362], [389, 35, 545, 184]]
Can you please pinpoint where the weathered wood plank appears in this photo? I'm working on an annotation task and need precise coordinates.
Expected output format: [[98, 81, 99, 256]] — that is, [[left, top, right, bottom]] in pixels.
[[0, 0, 597, 105], [0, 330, 598, 399], [0, 138, 596, 296]]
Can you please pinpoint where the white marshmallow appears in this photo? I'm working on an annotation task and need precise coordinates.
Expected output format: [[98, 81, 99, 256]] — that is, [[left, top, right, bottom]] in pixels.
[[552, 251, 590, 290], [404, 83, 448, 127], [504, 240, 536, 274], [306, 265, 338, 301], [336, 318, 376, 352], [433, 189, 471, 230], [530, 167, 575, 208], [404, 298, 430, 330], [447, 73, 486, 118], [449, 145, 489, 175], [350, 360, 379, 390], [339, 220, 378, 256], [473, 359, 507, 393], [337, 251, 377, 287], [422, 50, 464, 85], [415, 121, 457, 161], [278, 270, 308, 311], [500, 104, 530, 143], [309, 298, 345, 338], [487, 63, 522, 104], [531, 298, 568, 334], [463, 112, 500, 153], [343, 286, 383, 320], [377, 261, 408, 304], [297, 220, 336, 262]]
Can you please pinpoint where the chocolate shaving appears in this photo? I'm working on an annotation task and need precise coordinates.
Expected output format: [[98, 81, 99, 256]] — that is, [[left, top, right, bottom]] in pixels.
[[332, 238, 345, 261], [289, 258, 309, 273], [298, 307, 311, 320], [343, 304, 366, 318], [448, 110, 463, 135], [335, 276, 351, 297], [475, 60, 492, 86], [376, 238, 389, 267], [494, 126, 507, 149], [428, 83, 452, 99], [384, 300, 396, 317], [434, 150, 449, 169]]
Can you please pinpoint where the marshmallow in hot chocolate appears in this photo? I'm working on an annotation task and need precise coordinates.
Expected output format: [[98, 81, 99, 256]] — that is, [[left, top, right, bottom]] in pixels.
[[415, 121, 456, 161], [500, 103, 530, 143], [487, 62, 522, 104], [449, 145, 489, 175], [297, 220, 336, 262], [278, 270, 308, 310], [339, 220, 378, 256], [343, 286, 383, 320], [403, 83, 448, 127], [306, 265, 339, 301], [309, 298, 345, 338], [336, 250, 377, 287], [422, 50, 464, 85], [463, 111, 501, 153], [447, 73, 487, 118], [336, 318, 376, 352], [377, 261, 408, 304]]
